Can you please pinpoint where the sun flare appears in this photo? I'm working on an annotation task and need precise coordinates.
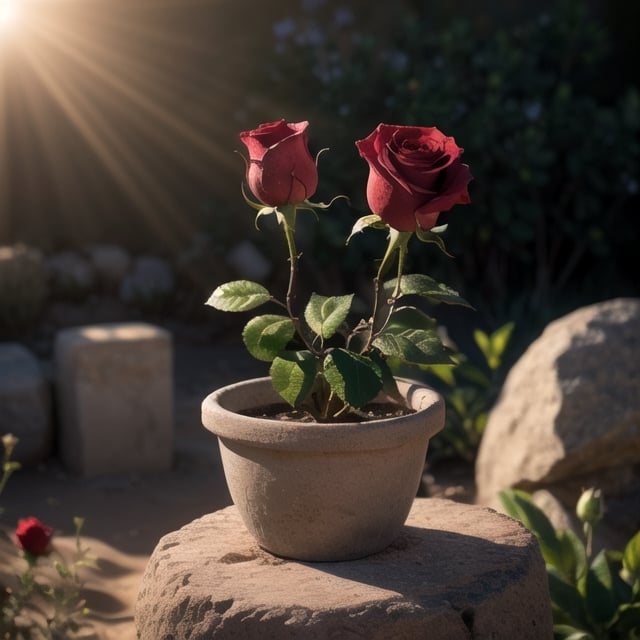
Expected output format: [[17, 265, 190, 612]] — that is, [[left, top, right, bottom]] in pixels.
[[1, 0, 247, 249], [0, 0, 20, 31]]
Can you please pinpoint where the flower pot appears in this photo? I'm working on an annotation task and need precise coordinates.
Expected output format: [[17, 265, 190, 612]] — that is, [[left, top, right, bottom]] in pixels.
[[201, 377, 444, 562]]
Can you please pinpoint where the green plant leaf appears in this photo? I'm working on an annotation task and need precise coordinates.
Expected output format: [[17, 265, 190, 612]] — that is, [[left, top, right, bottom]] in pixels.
[[490, 322, 515, 361], [548, 570, 591, 631], [585, 550, 617, 624], [270, 351, 317, 407], [206, 280, 271, 312], [304, 293, 353, 339], [552, 625, 594, 640], [474, 329, 492, 363], [611, 602, 640, 636], [385, 274, 473, 307], [373, 326, 453, 366], [323, 349, 383, 409], [556, 528, 587, 585], [623, 530, 640, 580], [384, 306, 438, 332], [498, 490, 564, 568], [242, 315, 295, 362]]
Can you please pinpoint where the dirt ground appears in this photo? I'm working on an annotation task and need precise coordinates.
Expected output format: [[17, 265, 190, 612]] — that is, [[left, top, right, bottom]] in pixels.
[[0, 325, 474, 639]]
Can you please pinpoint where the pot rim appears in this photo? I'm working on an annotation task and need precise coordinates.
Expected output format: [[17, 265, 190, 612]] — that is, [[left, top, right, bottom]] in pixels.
[[201, 376, 444, 451]]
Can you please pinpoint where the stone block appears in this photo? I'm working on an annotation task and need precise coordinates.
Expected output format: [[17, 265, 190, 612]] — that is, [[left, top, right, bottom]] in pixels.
[[136, 499, 553, 639], [55, 323, 173, 476], [0, 343, 52, 464]]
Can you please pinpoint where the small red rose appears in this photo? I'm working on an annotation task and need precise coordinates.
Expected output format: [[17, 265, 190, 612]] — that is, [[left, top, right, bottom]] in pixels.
[[240, 119, 318, 207], [356, 123, 472, 232], [15, 517, 54, 556]]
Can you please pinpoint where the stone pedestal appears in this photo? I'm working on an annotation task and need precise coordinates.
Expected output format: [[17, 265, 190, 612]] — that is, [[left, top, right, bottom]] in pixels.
[[136, 499, 553, 639], [55, 323, 173, 476]]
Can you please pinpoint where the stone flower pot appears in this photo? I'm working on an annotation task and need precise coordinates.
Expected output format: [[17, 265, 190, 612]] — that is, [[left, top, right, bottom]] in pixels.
[[201, 377, 444, 562]]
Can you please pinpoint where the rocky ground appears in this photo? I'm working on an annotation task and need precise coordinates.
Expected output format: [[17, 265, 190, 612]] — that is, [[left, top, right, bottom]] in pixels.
[[1, 321, 474, 639]]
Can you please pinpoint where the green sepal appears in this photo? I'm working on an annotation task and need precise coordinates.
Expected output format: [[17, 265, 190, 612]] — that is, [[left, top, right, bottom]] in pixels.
[[206, 280, 271, 312], [304, 293, 353, 340], [385, 273, 473, 308], [270, 351, 317, 407], [323, 349, 383, 409], [241, 182, 266, 211], [346, 214, 386, 244], [416, 225, 453, 256], [242, 314, 295, 362]]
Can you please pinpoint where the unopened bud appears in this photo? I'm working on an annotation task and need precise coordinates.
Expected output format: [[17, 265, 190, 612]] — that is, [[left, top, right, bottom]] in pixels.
[[576, 487, 604, 525], [2, 433, 18, 457]]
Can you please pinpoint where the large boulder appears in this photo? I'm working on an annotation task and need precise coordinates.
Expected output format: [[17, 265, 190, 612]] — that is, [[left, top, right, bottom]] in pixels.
[[476, 298, 640, 515]]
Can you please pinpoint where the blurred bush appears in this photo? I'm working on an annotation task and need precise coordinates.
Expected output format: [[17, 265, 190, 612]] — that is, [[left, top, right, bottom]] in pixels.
[[263, 0, 640, 332]]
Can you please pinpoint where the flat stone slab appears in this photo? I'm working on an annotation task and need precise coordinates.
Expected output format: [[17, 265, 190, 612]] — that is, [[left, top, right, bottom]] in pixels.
[[136, 498, 552, 639]]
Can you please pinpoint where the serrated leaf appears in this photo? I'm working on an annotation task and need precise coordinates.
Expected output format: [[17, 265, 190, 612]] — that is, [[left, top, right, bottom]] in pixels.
[[373, 325, 452, 366], [242, 315, 295, 362], [206, 280, 271, 312], [304, 293, 353, 339], [270, 351, 317, 407], [384, 274, 473, 308], [323, 349, 383, 409], [623, 530, 640, 579]]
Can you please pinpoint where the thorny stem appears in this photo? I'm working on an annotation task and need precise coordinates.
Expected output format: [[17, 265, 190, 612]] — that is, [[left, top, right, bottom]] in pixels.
[[365, 228, 412, 351]]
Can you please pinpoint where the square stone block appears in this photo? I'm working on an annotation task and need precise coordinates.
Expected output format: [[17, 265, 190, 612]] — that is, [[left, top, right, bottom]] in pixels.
[[55, 323, 173, 476]]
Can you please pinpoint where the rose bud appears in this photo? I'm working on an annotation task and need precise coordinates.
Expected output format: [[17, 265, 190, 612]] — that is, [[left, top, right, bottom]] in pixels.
[[240, 119, 318, 207], [15, 516, 54, 556], [356, 124, 472, 232], [576, 488, 604, 526]]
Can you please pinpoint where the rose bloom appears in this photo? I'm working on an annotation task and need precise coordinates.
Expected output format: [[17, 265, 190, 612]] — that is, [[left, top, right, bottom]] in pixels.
[[16, 516, 54, 556], [356, 124, 472, 232], [240, 119, 318, 207]]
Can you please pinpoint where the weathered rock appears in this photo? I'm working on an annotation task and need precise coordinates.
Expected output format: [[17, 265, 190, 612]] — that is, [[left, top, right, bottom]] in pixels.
[[46, 251, 95, 299], [136, 499, 552, 639], [476, 298, 640, 509], [55, 323, 173, 476], [119, 256, 174, 305], [0, 244, 48, 334], [87, 244, 131, 288], [226, 240, 271, 282], [0, 343, 52, 464]]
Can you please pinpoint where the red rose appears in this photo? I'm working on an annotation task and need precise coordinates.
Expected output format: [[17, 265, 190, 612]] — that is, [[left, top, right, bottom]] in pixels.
[[356, 124, 472, 232], [15, 517, 53, 556], [239, 119, 319, 207]]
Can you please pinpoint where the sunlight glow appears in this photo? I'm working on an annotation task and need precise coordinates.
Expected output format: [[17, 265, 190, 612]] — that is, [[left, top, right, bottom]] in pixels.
[[0, 1, 244, 249], [0, 0, 20, 31]]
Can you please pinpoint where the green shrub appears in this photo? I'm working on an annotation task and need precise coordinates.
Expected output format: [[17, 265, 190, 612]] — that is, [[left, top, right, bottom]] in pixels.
[[266, 0, 640, 325], [501, 488, 640, 639]]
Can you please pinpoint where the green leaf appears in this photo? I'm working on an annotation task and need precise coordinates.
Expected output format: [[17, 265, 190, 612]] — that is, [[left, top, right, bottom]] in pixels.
[[623, 530, 640, 580], [474, 329, 492, 363], [304, 293, 353, 339], [242, 315, 295, 362], [206, 280, 271, 312], [490, 322, 515, 360], [474, 322, 515, 370], [611, 602, 640, 636], [552, 625, 594, 640], [556, 528, 587, 585], [270, 351, 317, 407], [548, 570, 591, 631], [585, 550, 617, 624], [373, 317, 452, 366], [498, 490, 564, 568], [385, 274, 473, 307], [323, 349, 383, 409]]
